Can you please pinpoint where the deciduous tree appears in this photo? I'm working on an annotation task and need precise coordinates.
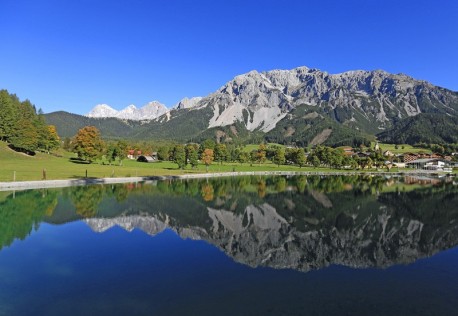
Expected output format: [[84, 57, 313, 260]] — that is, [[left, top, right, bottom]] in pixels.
[[201, 148, 214, 172], [173, 144, 186, 169], [237, 151, 249, 165], [296, 148, 307, 168], [214, 144, 228, 165], [272, 147, 286, 167], [72, 126, 105, 163], [185, 144, 199, 169], [256, 144, 267, 165]]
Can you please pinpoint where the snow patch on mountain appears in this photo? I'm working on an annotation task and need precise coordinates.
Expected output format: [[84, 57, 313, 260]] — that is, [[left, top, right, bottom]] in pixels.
[[86, 104, 118, 118], [86, 101, 168, 120]]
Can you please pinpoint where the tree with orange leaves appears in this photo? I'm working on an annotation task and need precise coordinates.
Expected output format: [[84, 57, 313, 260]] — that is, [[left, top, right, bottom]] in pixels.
[[201, 148, 214, 172], [256, 143, 267, 165], [72, 126, 105, 163]]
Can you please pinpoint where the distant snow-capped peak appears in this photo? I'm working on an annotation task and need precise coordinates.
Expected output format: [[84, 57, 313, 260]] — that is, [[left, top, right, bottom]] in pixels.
[[86, 101, 168, 121], [87, 104, 118, 118]]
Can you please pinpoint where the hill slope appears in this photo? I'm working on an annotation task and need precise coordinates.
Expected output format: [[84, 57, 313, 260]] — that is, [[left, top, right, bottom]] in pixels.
[[377, 113, 458, 144], [45, 111, 142, 139]]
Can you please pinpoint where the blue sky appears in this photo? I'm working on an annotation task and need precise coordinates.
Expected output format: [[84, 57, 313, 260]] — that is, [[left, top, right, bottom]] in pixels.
[[1, 0, 457, 114]]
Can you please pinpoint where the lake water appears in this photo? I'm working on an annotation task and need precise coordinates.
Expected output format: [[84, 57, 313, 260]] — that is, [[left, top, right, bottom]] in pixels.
[[1, 175, 458, 315]]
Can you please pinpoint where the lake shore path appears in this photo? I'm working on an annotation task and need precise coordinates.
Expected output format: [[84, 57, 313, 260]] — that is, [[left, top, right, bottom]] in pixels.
[[0, 170, 455, 191]]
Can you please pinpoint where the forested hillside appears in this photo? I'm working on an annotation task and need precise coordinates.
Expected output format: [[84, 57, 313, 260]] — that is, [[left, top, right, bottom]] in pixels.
[[45, 111, 142, 139], [265, 105, 373, 147], [0, 89, 59, 154], [377, 113, 458, 145]]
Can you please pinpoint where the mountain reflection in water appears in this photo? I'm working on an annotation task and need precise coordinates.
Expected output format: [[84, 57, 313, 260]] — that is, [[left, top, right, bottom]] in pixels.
[[1, 175, 458, 273]]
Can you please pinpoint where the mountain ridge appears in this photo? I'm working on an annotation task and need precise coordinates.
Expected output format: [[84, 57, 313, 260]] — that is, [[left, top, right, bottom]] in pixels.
[[45, 66, 458, 144], [86, 101, 168, 121]]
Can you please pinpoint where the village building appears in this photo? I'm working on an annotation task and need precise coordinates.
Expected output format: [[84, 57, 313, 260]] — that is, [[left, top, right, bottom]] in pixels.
[[393, 162, 406, 168], [406, 158, 452, 172], [127, 150, 142, 160], [383, 150, 394, 157], [400, 152, 447, 163], [353, 152, 371, 158], [341, 147, 354, 156], [137, 152, 158, 163], [374, 142, 380, 151]]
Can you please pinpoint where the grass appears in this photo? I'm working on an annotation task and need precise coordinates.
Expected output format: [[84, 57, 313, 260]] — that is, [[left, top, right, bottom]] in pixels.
[[0, 141, 334, 182], [1, 141, 455, 182], [371, 142, 430, 154]]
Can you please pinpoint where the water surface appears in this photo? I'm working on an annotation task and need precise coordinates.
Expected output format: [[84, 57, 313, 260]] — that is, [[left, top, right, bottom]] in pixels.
[[1, 175, 457, 315]]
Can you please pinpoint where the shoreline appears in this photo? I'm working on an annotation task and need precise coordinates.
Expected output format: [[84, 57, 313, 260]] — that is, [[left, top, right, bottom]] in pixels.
[[0, 170, 455, 191]]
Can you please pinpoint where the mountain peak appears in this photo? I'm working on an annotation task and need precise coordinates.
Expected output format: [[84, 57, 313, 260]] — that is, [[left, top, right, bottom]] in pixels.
[[174, 97, 203, 109], [87, 104, 118, 118], [86, 101, 168, 121], [203, 65, 458, 133]]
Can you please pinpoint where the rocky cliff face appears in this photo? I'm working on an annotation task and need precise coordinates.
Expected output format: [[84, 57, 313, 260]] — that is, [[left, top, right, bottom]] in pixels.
[[198, 67, 458, 132]]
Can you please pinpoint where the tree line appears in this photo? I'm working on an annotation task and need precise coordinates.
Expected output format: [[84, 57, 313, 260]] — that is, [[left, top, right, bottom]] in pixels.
[[70, 125, 393, 171], [0, 90, 60, 154], [50, 122, 458, 170]]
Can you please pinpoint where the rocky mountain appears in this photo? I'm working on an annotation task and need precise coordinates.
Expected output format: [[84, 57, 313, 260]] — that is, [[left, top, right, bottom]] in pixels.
[[46, 66, 458, 144], [86, 101, 168, 121], [174, 97, 203, 110], [198, 67, 458, 134]]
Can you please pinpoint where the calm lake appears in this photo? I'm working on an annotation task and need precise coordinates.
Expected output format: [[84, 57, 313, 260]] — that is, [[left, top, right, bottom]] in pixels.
[[1, 175, 458, 315]]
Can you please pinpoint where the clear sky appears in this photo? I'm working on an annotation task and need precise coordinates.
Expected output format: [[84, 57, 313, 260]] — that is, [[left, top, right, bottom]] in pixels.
[[1, 0, 457, 115]]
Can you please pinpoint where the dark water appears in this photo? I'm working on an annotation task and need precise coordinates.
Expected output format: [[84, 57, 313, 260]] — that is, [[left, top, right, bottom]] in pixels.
[[1, 175, 458, 316]]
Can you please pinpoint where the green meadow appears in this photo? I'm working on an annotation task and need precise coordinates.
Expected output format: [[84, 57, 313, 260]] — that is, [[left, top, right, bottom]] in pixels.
[[0, 141, 336, 182], [1, 141, 455, 182], [370, 142, 431, 154]]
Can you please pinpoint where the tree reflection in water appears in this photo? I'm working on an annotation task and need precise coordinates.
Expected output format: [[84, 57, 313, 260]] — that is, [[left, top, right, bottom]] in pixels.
[[1, 175, 457, 272]]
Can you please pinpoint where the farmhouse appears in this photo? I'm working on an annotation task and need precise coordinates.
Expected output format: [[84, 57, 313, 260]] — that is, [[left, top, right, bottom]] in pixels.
[[127, 150, 142, 160], [137, 152, 158, 163]]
